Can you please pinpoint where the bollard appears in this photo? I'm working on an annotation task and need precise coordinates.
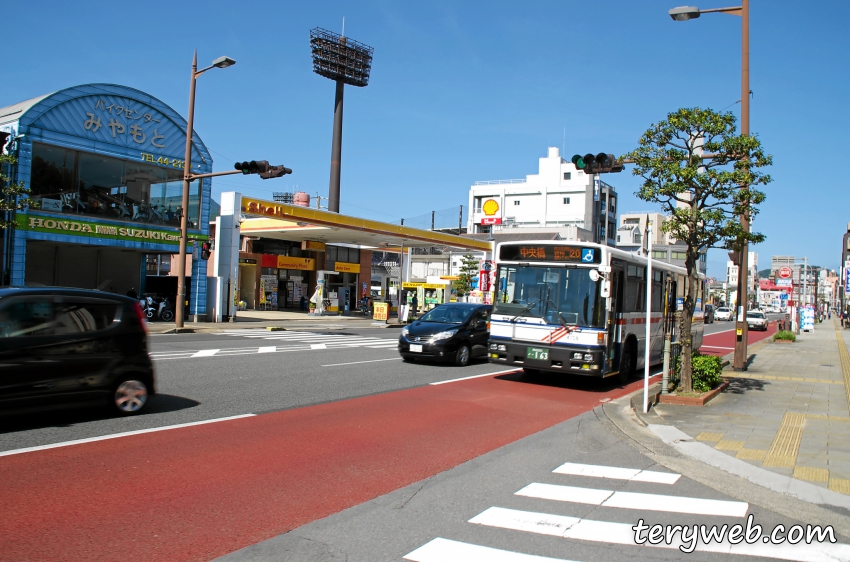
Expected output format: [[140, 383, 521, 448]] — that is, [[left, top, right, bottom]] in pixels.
[[661, 336, 671, 394]]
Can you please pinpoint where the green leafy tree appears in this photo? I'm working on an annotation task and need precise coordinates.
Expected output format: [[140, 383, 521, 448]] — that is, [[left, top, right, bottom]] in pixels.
[[624, 108, 771, 393], [453, 254, 480, 298], [0, 151, 34, 229]]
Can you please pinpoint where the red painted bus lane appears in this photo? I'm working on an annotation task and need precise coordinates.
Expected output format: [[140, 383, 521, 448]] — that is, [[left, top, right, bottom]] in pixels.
[[1, 371, 653, 562], [700, 321, 777, 356]]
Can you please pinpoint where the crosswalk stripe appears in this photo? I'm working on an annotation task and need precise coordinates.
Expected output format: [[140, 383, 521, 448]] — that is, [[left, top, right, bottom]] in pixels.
[[258, 346, 276, 353], [516, 483, 748, 517], [552, 462, 680, 484], [191, 349, 219, 358], [404, 538, 575, 562], [311, 343, 327, 349], [470, 507, 850, 561]]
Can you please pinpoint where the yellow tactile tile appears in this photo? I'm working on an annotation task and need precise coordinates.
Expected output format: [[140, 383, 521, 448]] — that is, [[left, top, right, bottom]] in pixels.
[[835, 327, 850, 415], [793, 466, 829, 483], [828, 478, 850, 494], [695, 432, 724, 442], [715, 440, 745, 452], [764, 412, 805, 468], [736, 449, 767, 461]]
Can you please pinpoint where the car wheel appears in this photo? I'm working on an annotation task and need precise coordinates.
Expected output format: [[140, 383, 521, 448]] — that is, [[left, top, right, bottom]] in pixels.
[[112, 377, 149, 416], [618, 343, 635, 384], [454, 344, 471, 367]]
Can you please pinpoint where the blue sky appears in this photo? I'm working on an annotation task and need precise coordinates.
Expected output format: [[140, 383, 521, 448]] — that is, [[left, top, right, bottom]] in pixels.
[[5, 0, 848, 278]]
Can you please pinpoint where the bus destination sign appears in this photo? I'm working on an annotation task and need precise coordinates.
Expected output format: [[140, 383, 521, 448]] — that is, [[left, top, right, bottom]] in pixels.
[[499, 245, 601, 264]]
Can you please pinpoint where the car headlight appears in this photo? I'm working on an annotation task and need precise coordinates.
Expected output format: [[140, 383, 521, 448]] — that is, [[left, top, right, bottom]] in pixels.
[[430, 329, 458, 342], [401, 326, 409, 337]]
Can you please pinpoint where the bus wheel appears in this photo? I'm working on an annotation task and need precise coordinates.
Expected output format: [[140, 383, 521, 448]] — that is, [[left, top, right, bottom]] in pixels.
[[618, 344, 635, 384]]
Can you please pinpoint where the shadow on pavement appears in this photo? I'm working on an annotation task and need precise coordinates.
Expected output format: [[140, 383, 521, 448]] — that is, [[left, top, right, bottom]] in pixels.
[[725, 377, 770, 394], [494, 369, 641, 393], [0, 394, 200, 434]]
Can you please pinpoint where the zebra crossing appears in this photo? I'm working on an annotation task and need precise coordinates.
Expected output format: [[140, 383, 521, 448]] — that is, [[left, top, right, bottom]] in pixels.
[[150, 329, 398, 360], [403, 461, 850, 562]]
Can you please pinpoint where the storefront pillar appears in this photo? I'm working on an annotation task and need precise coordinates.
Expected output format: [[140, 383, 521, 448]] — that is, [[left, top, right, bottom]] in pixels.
[[9, 230, 25, 286]]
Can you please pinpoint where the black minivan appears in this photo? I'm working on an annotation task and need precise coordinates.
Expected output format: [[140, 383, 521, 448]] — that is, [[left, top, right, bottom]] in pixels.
[[398, 302, 491, 366], [0, 287, 156, 416]]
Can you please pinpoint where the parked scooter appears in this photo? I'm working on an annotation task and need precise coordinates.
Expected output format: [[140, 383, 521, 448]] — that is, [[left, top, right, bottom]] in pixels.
[[140, 296, 175, 322]]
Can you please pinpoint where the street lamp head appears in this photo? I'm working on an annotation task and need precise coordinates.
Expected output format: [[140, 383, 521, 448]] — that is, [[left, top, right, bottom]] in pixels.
[[212, 56, 236, 69], [669, 6, 701, 20]]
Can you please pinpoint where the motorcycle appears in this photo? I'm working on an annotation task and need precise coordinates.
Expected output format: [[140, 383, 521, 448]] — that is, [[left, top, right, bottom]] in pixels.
[[140, 296, 175, 322]]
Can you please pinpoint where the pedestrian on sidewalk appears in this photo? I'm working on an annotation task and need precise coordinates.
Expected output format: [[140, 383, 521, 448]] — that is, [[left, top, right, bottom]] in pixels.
[[411, 294, 419, 317]]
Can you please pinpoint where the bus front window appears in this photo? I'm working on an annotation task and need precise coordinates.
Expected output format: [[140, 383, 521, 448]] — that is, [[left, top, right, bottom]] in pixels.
[[494, 265, 605, 328]]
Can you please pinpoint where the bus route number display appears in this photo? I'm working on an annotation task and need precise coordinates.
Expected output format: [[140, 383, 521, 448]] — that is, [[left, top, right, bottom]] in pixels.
[[499, 245, 601, 264]]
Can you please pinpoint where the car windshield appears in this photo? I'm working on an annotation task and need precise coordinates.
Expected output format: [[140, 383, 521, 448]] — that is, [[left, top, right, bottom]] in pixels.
[[718, 308, 730, 312], [493, 265, 605, 328], [419, 306, 473, 324], [747, 312, 765, 318]]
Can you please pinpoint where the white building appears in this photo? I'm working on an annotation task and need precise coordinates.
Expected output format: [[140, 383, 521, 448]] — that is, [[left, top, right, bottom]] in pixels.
[[467, 147, 618, 245], [616, 211, 706, 273], [726, 251, 758, 291]]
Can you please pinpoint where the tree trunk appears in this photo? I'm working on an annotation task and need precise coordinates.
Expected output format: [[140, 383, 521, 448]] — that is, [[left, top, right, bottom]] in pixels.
[[679, 250, 701, 393]]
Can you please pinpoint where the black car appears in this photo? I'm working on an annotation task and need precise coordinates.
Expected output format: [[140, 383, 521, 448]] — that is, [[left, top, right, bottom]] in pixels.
[[0, 287, 155, 416], [398, 303, 491, 366]]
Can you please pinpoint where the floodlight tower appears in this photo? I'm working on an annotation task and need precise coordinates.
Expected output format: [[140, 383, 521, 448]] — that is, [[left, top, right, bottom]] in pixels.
[[310, 27, 374, 213]]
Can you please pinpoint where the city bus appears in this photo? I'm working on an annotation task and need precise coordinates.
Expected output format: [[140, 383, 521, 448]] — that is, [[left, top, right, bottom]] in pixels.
[[487, 240, 705, 381]]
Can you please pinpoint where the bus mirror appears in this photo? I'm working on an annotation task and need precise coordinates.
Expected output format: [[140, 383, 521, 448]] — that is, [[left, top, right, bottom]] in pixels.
[[600, 280, 611, 298], [589, 269, 601, 282]]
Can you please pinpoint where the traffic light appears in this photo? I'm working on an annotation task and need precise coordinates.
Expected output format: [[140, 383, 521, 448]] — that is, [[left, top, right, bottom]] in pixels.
[[259, 165, 293, 180], [571, 153, 624, 174], [201, 242, 211, 260], [234, 160, 270, 175]]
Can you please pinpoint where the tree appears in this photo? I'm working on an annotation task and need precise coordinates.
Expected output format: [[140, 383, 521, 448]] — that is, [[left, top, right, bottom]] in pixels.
[[453, 254, 480, 298], [624, 108, 771, 393], [1, 151, 33, 229]]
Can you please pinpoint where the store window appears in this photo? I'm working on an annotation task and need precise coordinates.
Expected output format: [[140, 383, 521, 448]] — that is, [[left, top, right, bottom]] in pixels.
[[563, 197, 570, 204], [671, 251, 688, 260], [563, 172, 571, 180], [30, 143, 200, 228], [652, 250, 668, 259]]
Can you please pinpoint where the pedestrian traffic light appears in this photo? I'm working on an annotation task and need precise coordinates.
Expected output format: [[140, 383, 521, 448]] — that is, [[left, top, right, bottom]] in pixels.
[[201, 242, 211, 260], [571, 153, 624, 174], [234, 160, 270, 175], [259, 165, 293, 180]]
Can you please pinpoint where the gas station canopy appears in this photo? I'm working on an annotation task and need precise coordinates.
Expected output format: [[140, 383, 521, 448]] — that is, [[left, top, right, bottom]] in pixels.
[[238, 196, 492, 252]]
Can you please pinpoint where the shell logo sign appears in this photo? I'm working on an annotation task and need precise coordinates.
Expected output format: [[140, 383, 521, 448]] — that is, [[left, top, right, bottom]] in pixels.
[[482, 199, 500, 216]]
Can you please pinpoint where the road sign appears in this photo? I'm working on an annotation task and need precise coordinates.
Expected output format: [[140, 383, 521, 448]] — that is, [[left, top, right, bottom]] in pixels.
[[778, 266, 792, 279]]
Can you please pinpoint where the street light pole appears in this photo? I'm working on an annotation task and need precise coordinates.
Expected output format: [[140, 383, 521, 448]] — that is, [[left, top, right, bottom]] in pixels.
[[175, 51, 235, 329], [669, 1, 751, 369]]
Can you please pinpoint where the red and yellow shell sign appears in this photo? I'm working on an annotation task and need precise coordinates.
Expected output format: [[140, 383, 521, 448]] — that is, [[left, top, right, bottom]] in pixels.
[[482, 199, 500, 216]]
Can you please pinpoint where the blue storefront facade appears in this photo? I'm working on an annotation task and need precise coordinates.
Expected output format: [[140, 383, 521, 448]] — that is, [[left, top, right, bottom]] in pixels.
[[0, 83, 212, 318]]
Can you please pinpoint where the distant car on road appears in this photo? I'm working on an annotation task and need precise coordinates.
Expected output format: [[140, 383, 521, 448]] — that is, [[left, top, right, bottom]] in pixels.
[[746, 310, 768, 331], [0, 287, 155, 417], [398, 303, 491, 366], [715, 307, 734, 321]]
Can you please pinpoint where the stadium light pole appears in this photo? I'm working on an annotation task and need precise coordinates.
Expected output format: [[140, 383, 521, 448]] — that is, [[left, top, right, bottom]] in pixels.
[[669, 2, 750, 370], [310, 27, 374, 213], [175, 52, 235, 329]]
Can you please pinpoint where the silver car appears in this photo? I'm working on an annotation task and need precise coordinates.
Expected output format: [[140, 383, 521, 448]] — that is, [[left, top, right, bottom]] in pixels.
[[715, 307, 734, 321]]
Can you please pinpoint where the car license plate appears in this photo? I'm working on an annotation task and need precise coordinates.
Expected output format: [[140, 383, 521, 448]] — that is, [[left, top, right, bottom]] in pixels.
[[410, 344, 423, 353], [526, 347, 548, 361]]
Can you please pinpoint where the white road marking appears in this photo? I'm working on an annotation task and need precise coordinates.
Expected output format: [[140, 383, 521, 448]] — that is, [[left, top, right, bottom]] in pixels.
[[0, 414, 256, 458], [470, 507, 850, 561], [702, 345, 734, 350], [258, 346, 276, 353], [404, 538, 574, 562], [192, 349, 220, 357], [517, 483, 748, 517], [430, 368, 521, 385], [311, 343, 327, 349], [321, 358, 402, 367], [552, 461, 680, 484]]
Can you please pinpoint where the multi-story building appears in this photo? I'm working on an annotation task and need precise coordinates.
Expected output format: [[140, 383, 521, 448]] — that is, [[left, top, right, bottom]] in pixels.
[[467, 147, 617, 245], [615, 211, 706, 273]]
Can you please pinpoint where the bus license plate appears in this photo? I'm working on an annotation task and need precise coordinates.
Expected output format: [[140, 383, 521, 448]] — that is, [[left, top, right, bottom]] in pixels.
[[526, 347, 549, 361], [410, 344, 423, 353]]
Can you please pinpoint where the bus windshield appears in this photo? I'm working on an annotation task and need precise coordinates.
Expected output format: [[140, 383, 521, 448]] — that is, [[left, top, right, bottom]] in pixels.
[[493, 265, 605, 328]]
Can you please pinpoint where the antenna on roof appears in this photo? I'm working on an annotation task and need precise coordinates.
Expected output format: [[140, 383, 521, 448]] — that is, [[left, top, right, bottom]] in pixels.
[[341, 16, 345, 37]]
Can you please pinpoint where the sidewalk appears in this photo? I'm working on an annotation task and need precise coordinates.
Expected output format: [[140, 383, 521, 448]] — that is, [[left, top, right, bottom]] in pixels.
[[635, 318, 850, 506], [145, 309, 395, 334]]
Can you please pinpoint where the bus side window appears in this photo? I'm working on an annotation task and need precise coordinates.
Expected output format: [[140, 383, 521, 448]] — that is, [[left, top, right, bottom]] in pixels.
[[624, 265, 645, 312]]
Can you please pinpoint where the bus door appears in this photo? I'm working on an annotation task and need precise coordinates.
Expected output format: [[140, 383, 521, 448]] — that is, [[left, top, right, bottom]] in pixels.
[[607, 269, 624, 372]]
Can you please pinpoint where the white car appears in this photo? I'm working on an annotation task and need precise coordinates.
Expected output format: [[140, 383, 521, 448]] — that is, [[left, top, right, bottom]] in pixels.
[[715, 307, 734, 321], [746, 310, 768, 331]]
